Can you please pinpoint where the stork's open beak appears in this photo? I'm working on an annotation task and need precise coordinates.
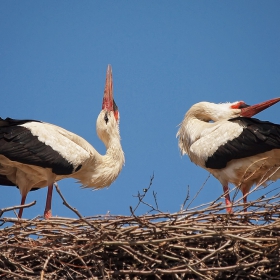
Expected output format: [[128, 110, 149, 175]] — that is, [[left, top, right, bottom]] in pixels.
[[241, 97, 280, 117], [102, 65, 114, 111]]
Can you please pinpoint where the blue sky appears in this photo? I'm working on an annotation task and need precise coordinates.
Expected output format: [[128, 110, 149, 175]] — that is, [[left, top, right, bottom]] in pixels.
[[0, 1, 280, 219]]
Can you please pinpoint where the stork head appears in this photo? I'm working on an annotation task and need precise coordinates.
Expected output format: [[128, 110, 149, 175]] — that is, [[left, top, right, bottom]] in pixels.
[[194, 97, 280, 122], [212, 97, 280, 121], [97, 65, 120, 147]]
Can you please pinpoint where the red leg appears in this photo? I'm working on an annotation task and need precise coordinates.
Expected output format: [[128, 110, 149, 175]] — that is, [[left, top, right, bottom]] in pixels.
[[44, 184, 53, 219], [18, 194, 27, 218], [242, 190, 248, 212], [223, 185, 233, 213]]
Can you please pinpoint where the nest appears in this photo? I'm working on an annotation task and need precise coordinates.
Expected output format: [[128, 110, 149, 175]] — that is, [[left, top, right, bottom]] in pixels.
[[1, 179, 280, 279]]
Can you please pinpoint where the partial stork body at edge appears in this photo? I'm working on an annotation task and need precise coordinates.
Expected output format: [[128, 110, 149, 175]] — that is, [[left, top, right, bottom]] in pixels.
[[0, 65, 124, 219], [177, 97, 280, 213]]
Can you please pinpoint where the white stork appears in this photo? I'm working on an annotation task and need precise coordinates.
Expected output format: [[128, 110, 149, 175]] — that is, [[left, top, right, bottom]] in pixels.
[[0, 65, 124, 219], [177, 97, 280, 213]]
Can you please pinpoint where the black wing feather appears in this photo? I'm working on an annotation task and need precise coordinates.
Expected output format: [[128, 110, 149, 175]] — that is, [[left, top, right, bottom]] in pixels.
[[206, 117, 280, 169], [0, 117, 75, 176]]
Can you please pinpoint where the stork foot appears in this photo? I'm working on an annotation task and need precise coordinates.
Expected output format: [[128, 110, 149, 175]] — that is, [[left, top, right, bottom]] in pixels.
[[223, 185, 233, 213], [44, 184, 53, 219], [44, 209, 52, 219], [226, 205, 233, 214]]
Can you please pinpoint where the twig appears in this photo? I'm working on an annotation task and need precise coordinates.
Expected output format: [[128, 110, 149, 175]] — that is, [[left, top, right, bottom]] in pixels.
[[54, 182, 98, 230], [180, 185, 190, 211], [186, 174, 210, 210], [40, 252, 55, 280], [153, 191, 159, 210], [0, 201, 36, 218], [131, 173, 154, 214]]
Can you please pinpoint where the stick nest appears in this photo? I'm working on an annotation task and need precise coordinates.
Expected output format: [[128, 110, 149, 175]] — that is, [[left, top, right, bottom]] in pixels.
[[1, 181, 280, 279]]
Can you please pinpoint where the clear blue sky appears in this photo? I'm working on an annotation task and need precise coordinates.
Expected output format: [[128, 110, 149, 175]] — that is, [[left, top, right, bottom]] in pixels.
[[1, 1, 280, 219]]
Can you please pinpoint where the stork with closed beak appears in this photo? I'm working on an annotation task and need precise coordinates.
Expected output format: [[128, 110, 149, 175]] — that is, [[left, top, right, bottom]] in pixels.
[[0, 65, 124, 219], [177, 98, 280, 213]]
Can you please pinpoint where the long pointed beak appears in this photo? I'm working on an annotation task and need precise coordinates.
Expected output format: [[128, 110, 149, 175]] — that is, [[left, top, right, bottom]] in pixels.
[[102, 65, 114, 111], [241, 97, 280, 117]]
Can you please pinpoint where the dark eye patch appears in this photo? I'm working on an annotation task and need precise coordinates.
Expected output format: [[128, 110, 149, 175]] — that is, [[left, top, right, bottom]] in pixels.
[[231, 101, 250, 109], [104, 112, 109, 124], [238, 103, 250, 109]]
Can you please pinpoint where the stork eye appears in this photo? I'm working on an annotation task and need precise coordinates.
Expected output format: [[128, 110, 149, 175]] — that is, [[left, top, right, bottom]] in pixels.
[[104, 112, 109, 124]]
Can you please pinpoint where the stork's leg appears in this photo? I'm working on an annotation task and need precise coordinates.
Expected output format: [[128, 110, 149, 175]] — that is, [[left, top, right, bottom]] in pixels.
[[44, 184, 53, 219], [223, 185, 233, 213], [242, 190, 248, 212], [18, 194, 27, 218]]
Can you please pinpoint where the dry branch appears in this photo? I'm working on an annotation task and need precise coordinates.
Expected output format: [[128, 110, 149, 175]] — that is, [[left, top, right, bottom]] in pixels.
[[0, 180, 280, 279]]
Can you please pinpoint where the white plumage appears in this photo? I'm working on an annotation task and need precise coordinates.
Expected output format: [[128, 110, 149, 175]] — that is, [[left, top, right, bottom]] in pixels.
[[177, 98, 280, 212]]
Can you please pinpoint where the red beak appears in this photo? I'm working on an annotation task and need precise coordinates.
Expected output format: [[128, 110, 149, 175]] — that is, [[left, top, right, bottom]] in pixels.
[[102, 65, 114, 111], [241, 97, 280, 117]]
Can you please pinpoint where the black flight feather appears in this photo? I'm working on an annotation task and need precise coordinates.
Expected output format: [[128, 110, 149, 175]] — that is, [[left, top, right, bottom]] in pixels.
[[206, 117, 280, 169], [0, 118, 75, 180]]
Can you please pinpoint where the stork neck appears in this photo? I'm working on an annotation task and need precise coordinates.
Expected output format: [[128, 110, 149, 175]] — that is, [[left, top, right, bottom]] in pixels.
[[92, 141, 124, 189], [104, 138, 124, 165], [74, 136, 124, 189]]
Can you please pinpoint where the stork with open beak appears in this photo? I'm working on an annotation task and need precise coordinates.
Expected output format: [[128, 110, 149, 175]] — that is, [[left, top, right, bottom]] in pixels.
[[177, 97, 280, 213], [0, 65, 124, 219]]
